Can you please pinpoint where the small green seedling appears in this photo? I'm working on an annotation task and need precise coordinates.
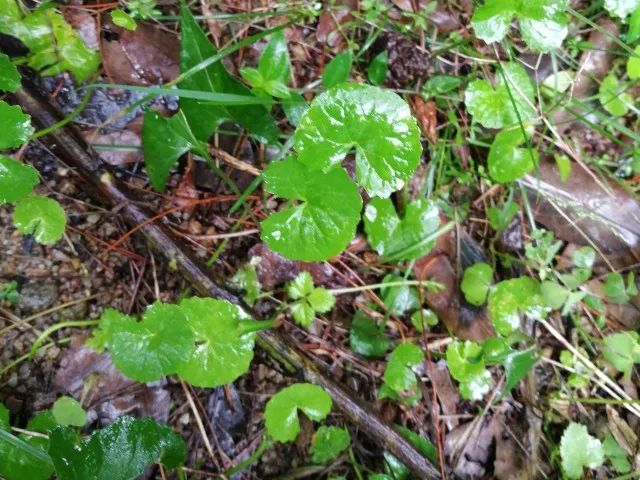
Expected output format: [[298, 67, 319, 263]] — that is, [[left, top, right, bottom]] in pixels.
[[240, 30, 292, 99], [559, 422, 604, 479], [602, 271, 637, 304], [0, 281, 19, 304], [264, 383, 332, 442], [410, 308, 438, 332], [487, 126, 539, 183], [286, 271, 335, 327]]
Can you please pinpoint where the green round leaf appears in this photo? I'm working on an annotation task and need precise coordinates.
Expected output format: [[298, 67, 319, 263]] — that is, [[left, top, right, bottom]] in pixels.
[[264, 383, 332, 443], [464, 63, 536, 129], [460, 263, 493, 306], [51, 397, 86, 427], [294, 83, 422, 198], [261, 156, 362, 261], [364, 198, 440, 260], [382, 343, 424, 403], [487, 127, 539, 183], [0, 156, 39, 204], [100, 303, 194, 382], [13, 196, 66, 245], [367, 50, 388, 86], [0, 53, 20, 92], [310, 426, 351, 464], [48, 416, 186, 480], [0, 101, 34, 150], [446, 340, 492, 400], [487, 277, 545, 335], [322, 51, 352, 88], [176, 297, 257, 387], [349, 313, 391, 358], [560, 422, 604, 479]]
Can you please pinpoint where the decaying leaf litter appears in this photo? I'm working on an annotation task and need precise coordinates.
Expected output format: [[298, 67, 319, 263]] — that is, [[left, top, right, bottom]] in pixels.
[[2, 0, 640, 478]]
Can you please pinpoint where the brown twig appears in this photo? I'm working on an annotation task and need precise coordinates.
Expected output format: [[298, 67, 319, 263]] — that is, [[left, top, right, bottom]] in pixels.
[[11, 83, 444, 480]]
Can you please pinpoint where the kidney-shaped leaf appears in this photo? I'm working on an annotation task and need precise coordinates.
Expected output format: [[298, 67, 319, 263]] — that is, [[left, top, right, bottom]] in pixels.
[[488, 127, 539, 183], [0, 101, 34, 150], [176, 297, 257, 387], [13, 196, 66, 245], [294, 83, 422, 198], [488, 277, 546, 335], [48, 416, 186, 480], [261, 156, 362, 261], [264, 383, 332, 443], [464, 63, 536, 129], [364, 197, 440, 260], [99, 303, 194, 382], [0, 156, 39, 204]]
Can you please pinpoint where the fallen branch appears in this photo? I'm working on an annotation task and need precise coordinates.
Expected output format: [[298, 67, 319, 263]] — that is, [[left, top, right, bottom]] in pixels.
[[12, 83, 443, 480]]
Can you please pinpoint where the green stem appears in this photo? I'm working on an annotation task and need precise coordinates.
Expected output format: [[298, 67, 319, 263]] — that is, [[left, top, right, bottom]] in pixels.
[[29, 320, 99, 358], [225, 437, 272, 476], [349, 447, 365, 480], [30, 85, 93, 140], [330, 280, 443, 295], [238, 318, 276, 335]]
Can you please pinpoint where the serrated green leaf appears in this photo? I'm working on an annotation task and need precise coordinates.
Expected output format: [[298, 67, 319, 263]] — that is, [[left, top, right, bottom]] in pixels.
[[294, 83, 422, 198], [627, 46, 640, 80], [290, 301, 315, 326], [264, 383, 332, 443], [288, 271, 314, 299], [364, 198, 440, 260], [307, 288, 335, 313], [13, 196, 66, 245], [230, 263, 261, 306], [259, 30, 290, 84], [322, 51, 352, 88], [488, 127, 539, 183], [560, 423, 604, 479], [472, 0, 568, 52], [177, 297, 257, 387], [487, 277, 546, 335], [48, 416, 186, 480], [142, 109, 202, 192], [179, 4, 278, 143], [605, 0, 640, 18], [0, 156, 39, 204], [286, 272, 335, 326], [0, 101, 33, 150], [110, 9, 137, 31], [0, 53, 20, 92], [310, 426, 351, 464], [0, 1, 99, 81], [464, 62, 536, 129], [0, 428, 54, 480], [380, 274, 419, 316], [367, 50, 388, 86], [98, 303, 194, 382], [381, 343, 424, 405], [52, 397, 86, 427], [598, 74, 632, 117], [261, 156, 362, 261], [446, 340, 492, 400], [602, 331, 640, 375], [461, 263, 493, 306], [349, 313, 391, 358]]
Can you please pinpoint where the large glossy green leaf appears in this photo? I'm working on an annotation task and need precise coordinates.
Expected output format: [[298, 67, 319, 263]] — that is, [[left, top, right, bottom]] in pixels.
[[0, 156, 39, 204], [0, 101, 34, 150], [464, 62, 536, 129], [363, 198, 440, 260], [487, 277, 546, 335], [0, 429, 54, 480], [472, 0, 568, 52], [99, 303, 194, 382], [176, 297, 257, 387], [261, 156, 362, 261], [294, 83, 422, 198], [48, 417, 186, 480], [179, 4, 278, 143], [141, 109, 202, 191], [264, 383, 332, 443], [0, 53, 20, 92], [0, 0, 99, 81], [487, 126, 539, 183], [13, 196, 66, 245]]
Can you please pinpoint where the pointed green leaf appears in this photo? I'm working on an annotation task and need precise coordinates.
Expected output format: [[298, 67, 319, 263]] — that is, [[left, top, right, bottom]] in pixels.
[[364, 198, 441, 260], [261, 156, 362, 261], [310, 426, 351, 464], [349, 313, 391, 358], [179, 4, 278, 143], [322, 51, 352, 88], [464, 62, 536, 129], [48, 417, 186, 480], [177, 297, 257, 387], [501, 348, 538, 395], [488, 127, 539, 183], [13, 196, 66, 245], [0, 53, 20, 92], [560, 423, 604, 479], [0, 101, 33, 149], [367, 50, 388, 86], [259, 30, 291, 83], [98, 303, 194, 382], [0, 156, 39, 204], [264, 383, 332, 442], [110, 9, 137, 31], [294, 83, 422, 198]]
